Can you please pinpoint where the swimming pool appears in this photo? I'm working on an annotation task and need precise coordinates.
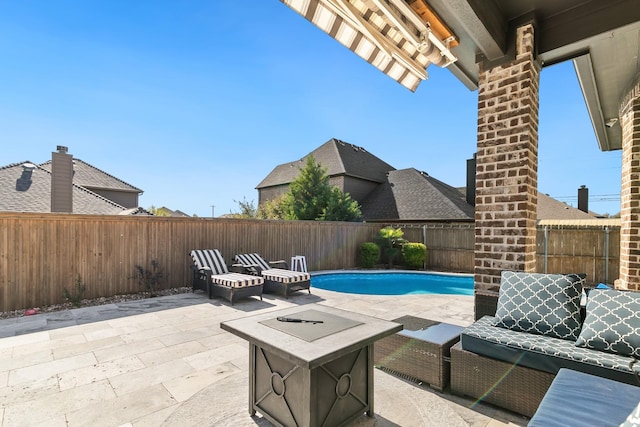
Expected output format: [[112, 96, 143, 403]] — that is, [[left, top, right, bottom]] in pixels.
[[311, 271, 474, 296]]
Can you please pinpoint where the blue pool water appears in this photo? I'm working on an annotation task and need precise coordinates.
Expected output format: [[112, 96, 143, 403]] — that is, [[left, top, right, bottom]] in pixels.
[[311, 271, 474, 296]]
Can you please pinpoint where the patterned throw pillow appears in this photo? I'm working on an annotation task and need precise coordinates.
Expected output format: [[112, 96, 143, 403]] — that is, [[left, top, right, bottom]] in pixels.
[[575, 289, 640, 358], [495, 271, 584, 341], [621, 400, 640, 427]]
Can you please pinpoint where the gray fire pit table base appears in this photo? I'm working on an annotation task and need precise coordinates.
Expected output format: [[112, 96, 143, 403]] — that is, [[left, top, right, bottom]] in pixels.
[[221, 305, 402, 427]]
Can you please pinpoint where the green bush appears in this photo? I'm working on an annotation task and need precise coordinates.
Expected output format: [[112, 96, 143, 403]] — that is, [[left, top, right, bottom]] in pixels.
[[358, 242, 381, 268], [402, 242, 427, 269]]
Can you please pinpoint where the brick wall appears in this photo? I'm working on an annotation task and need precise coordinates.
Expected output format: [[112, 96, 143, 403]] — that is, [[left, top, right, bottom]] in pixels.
[[474, 23, 541, 298], [618, 78, 640, 290]]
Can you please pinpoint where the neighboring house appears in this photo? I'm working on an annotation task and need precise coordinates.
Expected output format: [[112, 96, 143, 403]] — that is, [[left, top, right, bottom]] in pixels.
[[39, 158, 142, 209], [0, 146, 148, 215], [257, 138, 395, 206], [257, 138, 601, 222], [361, 168, 475, 221], [537, 192, 599, 221]]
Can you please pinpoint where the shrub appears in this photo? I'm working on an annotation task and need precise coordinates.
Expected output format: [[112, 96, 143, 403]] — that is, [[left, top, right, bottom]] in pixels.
[[358, 242, 381, 268], [63, 275, 86, 307], [132, 259, 165, 296], [402, 242, 427, 269]]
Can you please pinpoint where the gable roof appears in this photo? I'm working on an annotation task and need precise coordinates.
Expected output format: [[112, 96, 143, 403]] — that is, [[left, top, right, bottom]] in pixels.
[[39, 158, 142, 194], [256, 138, 395, 188], [0, 161, 146, 215], [361, 168, 475, 221]]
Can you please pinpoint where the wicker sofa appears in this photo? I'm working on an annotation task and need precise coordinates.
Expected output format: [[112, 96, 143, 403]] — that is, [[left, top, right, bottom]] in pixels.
[[450, 271, 640, 418]]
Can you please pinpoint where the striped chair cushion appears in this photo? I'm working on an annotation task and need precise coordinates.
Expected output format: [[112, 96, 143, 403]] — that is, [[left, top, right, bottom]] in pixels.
[[211, 272, 264, 288], [190, 249, 229, 274], [262, 269, 310, 284], [234, 253, 271, 270]]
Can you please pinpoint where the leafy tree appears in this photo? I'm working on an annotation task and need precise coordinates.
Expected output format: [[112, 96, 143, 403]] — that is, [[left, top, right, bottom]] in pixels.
[[257, 193, 288, 219], [230, 197, 257, 218], [320, 187, 362, 221], [375, 227, 407, 269]]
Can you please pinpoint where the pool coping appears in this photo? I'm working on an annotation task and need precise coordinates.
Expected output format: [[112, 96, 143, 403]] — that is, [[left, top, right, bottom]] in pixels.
[[311, 269, 474, 278]]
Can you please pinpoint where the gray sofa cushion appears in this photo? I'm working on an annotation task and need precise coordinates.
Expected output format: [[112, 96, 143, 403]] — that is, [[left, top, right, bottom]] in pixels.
[[460, 316, 640, 385], [621, 400, 640, 427], [529, 368, 640, 427], [494, 271, 583, 341], [575, 288, 640, 358]]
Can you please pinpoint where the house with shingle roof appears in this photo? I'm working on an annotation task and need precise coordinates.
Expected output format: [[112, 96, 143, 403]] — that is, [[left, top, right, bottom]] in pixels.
[[257, 138, 395, 207], [0, 146, 148, 215], [257, 138, 601, 222], [39, 158, 142, 209]]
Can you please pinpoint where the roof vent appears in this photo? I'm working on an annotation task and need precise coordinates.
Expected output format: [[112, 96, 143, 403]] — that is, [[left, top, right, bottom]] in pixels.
[[22, 162, 37, 171]]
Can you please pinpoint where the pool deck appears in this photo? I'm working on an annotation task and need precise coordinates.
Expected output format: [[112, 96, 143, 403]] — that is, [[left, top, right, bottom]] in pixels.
[[0, 287, 528, 426]]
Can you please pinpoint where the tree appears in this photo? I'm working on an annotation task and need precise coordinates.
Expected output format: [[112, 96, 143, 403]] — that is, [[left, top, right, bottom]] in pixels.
[[257, 193, 288, 219], [320, 187, 362, 221], [148, 205, 171, 216], [229, 197, 257, 218], [286, 156, 333, 220], [375, 227, 407, 269], [276, 156, 361, 221]]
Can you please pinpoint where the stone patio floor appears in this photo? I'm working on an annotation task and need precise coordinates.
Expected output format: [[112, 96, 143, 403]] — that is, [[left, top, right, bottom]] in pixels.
[[0, 287, 529, 426]]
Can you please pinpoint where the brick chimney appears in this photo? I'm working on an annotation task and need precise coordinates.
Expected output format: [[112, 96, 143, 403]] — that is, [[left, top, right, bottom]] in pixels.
[[51, 146, 73, 213], [578, 185, 588, 213]]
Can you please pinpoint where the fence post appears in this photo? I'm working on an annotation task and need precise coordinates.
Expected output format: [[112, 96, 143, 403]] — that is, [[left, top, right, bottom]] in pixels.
[[543, 226, 549, 273], [605, 226, 610, 284], [423, 225, 427, 270]]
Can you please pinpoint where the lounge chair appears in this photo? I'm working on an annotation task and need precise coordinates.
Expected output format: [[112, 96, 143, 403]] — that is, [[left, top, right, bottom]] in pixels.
[[233, 253, 311, 298], [189, 249, 264, 305]]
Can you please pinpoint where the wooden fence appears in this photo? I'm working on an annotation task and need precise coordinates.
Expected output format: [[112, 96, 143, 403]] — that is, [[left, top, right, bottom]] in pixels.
[[0, 213, 620, 312], [536, 223, 620, 285]]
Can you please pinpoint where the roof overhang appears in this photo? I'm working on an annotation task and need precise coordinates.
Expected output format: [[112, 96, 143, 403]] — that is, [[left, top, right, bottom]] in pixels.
[[281, 0, 640, 151]]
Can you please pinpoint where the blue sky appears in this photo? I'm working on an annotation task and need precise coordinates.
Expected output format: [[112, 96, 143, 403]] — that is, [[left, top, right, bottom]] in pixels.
[[0, 1, 622, 217]]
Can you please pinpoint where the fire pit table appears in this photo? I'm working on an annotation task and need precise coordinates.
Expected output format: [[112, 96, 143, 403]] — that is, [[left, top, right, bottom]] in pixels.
[[220, 304, 402, 427]]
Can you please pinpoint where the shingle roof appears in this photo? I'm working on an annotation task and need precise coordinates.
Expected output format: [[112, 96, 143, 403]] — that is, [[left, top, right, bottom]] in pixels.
[[256, 138, 395, 188], [537, 192, 598, 220], [0, 161, 142, 215], [361, 168, 475, 221], [39, 158, 142, 193]]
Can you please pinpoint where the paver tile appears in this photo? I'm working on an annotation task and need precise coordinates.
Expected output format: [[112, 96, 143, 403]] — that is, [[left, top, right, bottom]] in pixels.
[[65, 383, 176, 427], [183, 343, 247, 370], [162, 361, 242, 402], [2, 379, 115, 424], [8, 352, 97, 386], [58, 354, 145, 391], [137, 340, 207, 367], [109, 359, 194, 396], [93, 338, 165, 363]]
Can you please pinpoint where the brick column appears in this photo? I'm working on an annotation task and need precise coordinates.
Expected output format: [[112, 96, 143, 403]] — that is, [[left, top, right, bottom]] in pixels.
[[618, 78, 640, 291], [474, 23, 541, 318]]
